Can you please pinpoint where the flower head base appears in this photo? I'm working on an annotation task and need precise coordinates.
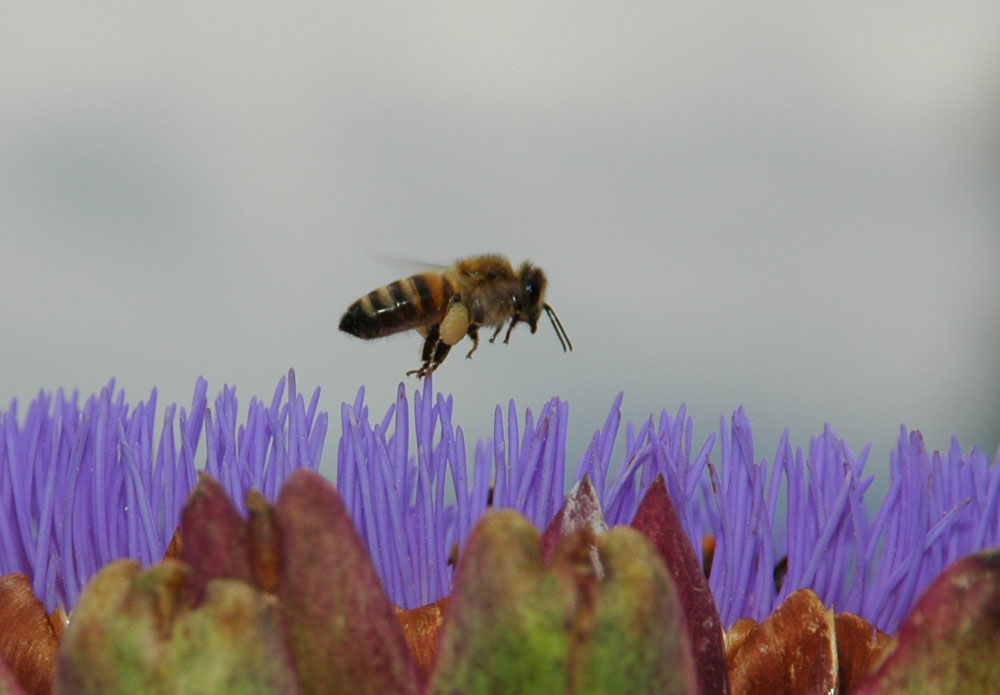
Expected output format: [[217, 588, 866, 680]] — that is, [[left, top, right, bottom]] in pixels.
[[856, 550, 1000, 693], [52, 466, 1000, 694], [56, 470, 706, 694], [55, 559, 300, 694]]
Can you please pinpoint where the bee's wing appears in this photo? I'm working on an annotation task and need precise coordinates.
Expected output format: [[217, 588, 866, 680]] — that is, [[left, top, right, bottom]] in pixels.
[[371, 252, 450, 274]]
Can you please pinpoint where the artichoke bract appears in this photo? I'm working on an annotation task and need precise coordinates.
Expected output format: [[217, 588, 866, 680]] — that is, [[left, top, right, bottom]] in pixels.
[[55, 560, 298, 694]]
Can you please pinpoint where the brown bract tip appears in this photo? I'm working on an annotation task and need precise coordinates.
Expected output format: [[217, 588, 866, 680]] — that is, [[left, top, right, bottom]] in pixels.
[[0, 574, 59, 695], [834, 613, 890, 693], [727, 589, 837, 695], [540, 475, 607, 565], [394, 599, 448, 676]]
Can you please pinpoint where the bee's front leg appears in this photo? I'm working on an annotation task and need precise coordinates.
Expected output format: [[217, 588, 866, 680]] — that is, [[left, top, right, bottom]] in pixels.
[[465, 326, 480, 359], [502, 317, 520, 345], [488, 325, 503, 344]]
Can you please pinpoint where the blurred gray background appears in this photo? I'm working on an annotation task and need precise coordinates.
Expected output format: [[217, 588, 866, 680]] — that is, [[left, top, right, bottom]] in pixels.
[[2, 3, 999, 485]]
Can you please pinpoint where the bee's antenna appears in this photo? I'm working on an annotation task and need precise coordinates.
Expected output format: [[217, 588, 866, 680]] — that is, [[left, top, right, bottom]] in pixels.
[[543, 304, 573, 352]]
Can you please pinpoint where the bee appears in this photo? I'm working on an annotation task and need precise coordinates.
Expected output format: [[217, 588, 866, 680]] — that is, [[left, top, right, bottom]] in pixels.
[[339, 254, 572, 377]]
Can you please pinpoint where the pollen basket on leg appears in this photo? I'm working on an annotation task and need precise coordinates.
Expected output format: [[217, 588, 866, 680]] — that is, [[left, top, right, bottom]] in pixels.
[[439, 302, 470, 346]]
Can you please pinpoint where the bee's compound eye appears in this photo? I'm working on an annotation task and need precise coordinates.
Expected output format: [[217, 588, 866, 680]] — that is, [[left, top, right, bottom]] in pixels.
[[519, 264, 547, 316], [523, 279, 541, 306]]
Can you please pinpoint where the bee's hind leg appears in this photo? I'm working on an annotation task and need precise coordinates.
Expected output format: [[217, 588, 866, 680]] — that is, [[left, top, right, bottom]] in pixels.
[[407, 325, 453, 378], [407, 303, 469, 377]]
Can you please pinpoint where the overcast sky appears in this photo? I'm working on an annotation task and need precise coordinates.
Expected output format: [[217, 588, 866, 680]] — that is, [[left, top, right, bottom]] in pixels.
[[2, 3, 999, 487]]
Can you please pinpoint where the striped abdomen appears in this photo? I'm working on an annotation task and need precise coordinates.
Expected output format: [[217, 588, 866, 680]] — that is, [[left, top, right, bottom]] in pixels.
[[339, 272, 457, 339]]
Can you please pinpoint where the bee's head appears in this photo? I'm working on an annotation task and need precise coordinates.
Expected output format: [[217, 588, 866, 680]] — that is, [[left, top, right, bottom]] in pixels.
[[516, 262, 572, 352], [516, 262, 548, 332]]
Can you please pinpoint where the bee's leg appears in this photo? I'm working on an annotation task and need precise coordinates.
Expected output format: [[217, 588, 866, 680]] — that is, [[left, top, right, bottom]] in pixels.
[[422, 340, 452, 377], [407, 325, 453, 378], [502, 317, 520, 344], [407, 302, 470, 377], [420, 326, 441, 363], [488, 325, 504, 344], [465, 326, 480, 359]]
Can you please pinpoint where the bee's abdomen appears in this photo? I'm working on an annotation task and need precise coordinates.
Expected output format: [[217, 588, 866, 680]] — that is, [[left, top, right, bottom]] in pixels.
[[339, 273, 453, 339]]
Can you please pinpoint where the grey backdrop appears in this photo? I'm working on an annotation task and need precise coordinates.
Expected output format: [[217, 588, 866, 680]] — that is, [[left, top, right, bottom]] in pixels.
[[2, 4, 998, 489]]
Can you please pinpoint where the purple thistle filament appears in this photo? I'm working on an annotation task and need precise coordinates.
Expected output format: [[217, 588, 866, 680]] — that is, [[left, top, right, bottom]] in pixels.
[[3, 371, 998, 637], [0, 369, 327, 612], [340, 379, 1000, 634]]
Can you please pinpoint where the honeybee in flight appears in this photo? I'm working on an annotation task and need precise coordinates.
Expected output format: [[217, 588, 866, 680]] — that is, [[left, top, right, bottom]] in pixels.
[[339, 254, 572, 377]]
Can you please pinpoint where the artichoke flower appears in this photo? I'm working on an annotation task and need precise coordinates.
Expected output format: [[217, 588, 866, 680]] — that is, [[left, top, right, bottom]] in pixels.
[[2, 373, 999, 693], [56, 471, 704, 694], [51, 470, 1000, 694]]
